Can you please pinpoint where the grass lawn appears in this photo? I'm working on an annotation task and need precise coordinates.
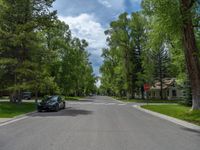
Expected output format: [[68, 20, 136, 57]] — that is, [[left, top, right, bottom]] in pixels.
[[0, 102, 36, 118], [114, 97, 181, 103], [141, 104, 200, 126]]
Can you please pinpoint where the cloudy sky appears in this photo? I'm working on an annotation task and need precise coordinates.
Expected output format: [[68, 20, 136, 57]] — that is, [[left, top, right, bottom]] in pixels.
[[53, 0, 142, 76]]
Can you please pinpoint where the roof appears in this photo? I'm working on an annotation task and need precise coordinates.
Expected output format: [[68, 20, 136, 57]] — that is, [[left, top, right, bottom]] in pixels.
[[150, 78, 176, 90]]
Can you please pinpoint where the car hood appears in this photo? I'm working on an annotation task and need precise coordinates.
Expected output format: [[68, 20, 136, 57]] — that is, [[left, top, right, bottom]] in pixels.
[[39, 101, 56, 106]]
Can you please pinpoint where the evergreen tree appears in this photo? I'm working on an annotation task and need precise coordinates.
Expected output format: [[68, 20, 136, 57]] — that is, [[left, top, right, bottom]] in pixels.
[[153, 45, 171, 100], [0, 0, 56, 102]]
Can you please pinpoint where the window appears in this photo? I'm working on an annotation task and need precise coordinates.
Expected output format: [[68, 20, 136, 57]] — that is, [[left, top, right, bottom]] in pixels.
[[172, 90, 177, 97]]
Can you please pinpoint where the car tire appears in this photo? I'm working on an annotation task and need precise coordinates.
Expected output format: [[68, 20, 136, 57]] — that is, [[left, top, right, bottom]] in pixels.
[[55, 104, 59, 112], [63, 102, 65, 109], [38, 109, 42, 112]]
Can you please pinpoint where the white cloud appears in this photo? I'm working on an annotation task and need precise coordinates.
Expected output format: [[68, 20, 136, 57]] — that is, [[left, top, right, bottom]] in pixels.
[[59, 14, 106, 50], [58, 13, 107, 75], [98, 0, 112, 8]]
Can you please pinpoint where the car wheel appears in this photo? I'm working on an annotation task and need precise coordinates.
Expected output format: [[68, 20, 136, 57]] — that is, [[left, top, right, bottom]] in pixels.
[[55, 104, 59, 112], [38, 109, 42, 112], [63, 102, 66, 109]]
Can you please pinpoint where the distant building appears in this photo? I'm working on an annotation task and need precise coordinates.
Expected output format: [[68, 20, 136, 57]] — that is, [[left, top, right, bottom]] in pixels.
[[148, 78, 183, 100]]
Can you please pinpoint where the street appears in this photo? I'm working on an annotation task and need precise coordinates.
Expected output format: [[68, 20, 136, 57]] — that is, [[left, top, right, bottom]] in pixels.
[[0, 96, 199, 150]]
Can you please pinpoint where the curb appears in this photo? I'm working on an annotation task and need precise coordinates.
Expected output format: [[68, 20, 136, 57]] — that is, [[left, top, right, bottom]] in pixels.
[[0, 111, 36, 127], [110, 97, 127, 104], [13, 111, 37, 119], [133, 105, 200, 131]]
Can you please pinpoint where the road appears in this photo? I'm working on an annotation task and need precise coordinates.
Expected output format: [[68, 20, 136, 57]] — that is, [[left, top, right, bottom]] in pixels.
[[0, 96, 199, 150]]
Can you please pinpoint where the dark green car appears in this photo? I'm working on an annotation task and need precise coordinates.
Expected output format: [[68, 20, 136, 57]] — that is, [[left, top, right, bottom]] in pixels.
[[37, 96, 65, 112]]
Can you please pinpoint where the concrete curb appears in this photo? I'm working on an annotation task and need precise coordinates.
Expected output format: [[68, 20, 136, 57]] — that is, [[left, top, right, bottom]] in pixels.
[[133, 105, 200, 131], [110, 97, 127, 104], [0, 111, 36, 127]]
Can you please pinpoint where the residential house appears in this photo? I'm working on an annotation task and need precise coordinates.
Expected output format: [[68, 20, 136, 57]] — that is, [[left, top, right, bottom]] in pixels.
[[148, 78, 183, 100]]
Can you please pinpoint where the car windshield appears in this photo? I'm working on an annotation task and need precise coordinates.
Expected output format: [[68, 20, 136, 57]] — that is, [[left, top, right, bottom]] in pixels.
[[42, 96, 57, 102], [48, 96, 58, 102]]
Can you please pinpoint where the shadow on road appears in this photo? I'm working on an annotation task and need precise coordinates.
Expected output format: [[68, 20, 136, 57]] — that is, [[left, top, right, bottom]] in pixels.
[[29, 107, 93, 117]]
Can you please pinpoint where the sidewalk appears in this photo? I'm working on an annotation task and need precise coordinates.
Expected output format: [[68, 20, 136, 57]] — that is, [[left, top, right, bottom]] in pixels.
[[0, 118, 12, 123]]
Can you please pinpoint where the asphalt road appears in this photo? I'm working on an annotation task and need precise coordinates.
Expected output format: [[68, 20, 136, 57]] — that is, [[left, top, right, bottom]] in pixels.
[[0, 96, 200, 150]]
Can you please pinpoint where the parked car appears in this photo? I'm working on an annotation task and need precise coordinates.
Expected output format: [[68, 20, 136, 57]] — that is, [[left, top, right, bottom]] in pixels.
[[37, 96, 65, 112], [22, 92, 32, 100]]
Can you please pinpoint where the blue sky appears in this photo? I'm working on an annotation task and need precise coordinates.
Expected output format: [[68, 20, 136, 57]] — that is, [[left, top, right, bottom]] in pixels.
[[53, 0, 142, 77]]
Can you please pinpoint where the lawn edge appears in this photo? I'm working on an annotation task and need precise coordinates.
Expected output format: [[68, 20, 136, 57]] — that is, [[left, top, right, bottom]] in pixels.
[[133, 104, 200, 131], [0, 111, 36, 126]]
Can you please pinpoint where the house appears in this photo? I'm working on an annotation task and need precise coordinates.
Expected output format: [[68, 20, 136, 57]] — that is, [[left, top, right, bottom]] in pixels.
[[148, 78, 183, 100]]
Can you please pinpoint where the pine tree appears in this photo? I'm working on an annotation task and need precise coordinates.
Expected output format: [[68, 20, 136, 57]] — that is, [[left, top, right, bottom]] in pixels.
[[153, 45, 171, 100], [0, 0, 56, 102]]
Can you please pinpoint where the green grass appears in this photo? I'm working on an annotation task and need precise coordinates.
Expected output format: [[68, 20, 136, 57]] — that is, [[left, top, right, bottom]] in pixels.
[[0, 102, 36, 118], [141, 105, 200, 126], [114, 97, 181, 103]]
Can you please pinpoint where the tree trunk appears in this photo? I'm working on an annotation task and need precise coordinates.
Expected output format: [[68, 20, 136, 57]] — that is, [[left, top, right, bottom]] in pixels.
[[35, 91, 38, 104], [159, 52, 163, 100], [180, 0, 200, 110], [141, 86, 144, 99], [10, 93, 16, 103], [160, 79, 163, 100]]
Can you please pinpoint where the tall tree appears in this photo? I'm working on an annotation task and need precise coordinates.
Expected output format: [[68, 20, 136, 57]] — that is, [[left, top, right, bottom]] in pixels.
[[0, 0, 56, 102], [129, 12, 147, 99], [43, 20, 96, 96], [153, 45, 171, 100], [0, 0, 96, 101], [142, 0, 200, 110], [100, 12, 148, 99]]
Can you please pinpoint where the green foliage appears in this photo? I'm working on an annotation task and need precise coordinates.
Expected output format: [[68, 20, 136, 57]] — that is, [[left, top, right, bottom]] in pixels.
[[0, 0, 96, 101], [142, 0, 200, 110], [100, 0, 199, 102], [100, 12, 147, 99]]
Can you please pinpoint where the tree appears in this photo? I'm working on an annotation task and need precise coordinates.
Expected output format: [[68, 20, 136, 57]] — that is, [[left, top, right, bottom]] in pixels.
[[100, 12, 148, 99], [0, 0, 56, 102], [129, 12, 147, 99], [43, 20, 96, 96], [142, 0, 200, 110], [153, 45, 171, 100], [0, 0, 96, 102], [100, 48, 126, 97]]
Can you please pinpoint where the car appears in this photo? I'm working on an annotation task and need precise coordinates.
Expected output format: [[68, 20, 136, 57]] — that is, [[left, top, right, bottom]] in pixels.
[[37, 96, 65, 112]]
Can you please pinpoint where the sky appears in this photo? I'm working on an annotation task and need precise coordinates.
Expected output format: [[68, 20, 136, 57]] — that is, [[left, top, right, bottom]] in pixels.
[[53, 0, 142, 77]]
